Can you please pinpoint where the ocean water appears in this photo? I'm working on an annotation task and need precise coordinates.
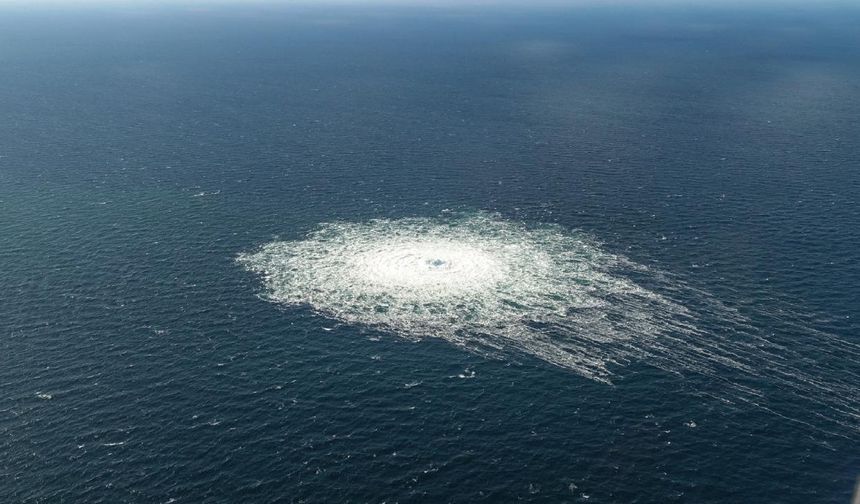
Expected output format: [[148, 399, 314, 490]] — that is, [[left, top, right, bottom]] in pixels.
[[1, 3, 859, 503]]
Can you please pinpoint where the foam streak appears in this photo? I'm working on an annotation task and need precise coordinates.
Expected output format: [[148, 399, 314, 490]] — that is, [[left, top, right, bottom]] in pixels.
[[239, 213, 859, 436]]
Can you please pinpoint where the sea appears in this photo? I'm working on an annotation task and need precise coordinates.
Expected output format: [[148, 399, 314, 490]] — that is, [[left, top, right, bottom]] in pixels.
[[1, 2, 858, 503]]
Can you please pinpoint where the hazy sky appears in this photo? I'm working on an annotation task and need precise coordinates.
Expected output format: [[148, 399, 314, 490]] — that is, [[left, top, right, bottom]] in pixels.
[[0, 0, 853, 7]]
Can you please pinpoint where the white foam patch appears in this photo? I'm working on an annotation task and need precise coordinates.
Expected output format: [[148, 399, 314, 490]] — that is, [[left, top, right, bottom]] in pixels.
[[239, 213, 694, 382], [239, 213, 860, 435]]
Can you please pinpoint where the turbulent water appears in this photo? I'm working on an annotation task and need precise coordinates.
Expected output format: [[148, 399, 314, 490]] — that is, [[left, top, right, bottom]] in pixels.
[[240, 213, 859, 435], [240, 213, 689, 381]]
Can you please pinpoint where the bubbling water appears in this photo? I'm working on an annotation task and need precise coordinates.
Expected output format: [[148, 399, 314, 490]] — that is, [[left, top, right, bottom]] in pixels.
[[238, 213, 695, 382], [346, 240, 506, 295], [239, 212, 860, 435]]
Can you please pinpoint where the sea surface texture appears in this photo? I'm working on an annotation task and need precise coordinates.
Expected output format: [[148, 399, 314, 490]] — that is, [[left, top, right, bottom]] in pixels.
[[1, 4, 859, 503]]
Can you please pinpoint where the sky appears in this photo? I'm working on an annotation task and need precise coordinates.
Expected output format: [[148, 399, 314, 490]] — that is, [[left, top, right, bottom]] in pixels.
[[0, 0, 854, 7]]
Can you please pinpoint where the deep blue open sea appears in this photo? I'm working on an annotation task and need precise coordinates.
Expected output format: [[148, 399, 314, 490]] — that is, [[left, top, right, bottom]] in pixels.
[[1, 3, 859, 503]]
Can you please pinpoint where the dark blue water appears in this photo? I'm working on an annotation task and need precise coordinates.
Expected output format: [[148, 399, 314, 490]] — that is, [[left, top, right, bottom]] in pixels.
[[1, 3, 859, 502]]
